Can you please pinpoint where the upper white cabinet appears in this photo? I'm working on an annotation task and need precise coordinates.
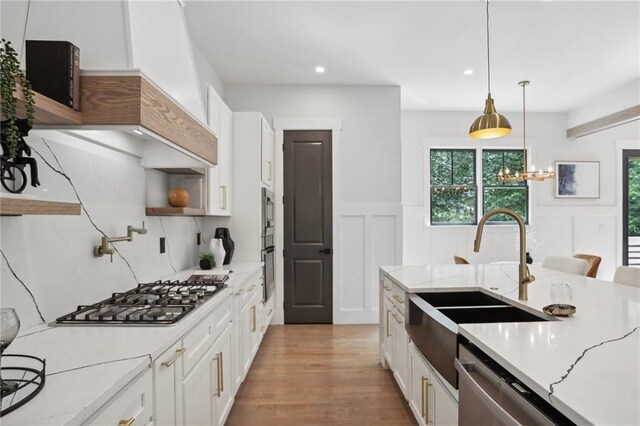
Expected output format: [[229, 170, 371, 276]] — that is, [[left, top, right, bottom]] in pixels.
[[260, 117, 275, 189], [228, 112, 274, 263], [206, 85, 233, 216]]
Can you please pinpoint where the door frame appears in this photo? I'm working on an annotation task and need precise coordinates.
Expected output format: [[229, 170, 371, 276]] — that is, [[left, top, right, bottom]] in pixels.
[[272, 117, 343, 325], [622, 148, 640, 266], [616, 139, 640, 268]]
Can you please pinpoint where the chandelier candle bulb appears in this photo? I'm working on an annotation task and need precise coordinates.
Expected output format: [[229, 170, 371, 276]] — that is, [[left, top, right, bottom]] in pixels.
[[495, 80, 554, 183]]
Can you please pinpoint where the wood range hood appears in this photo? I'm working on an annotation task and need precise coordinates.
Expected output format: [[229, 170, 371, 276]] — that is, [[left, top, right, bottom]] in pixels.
[[35, 71, 218, 168]]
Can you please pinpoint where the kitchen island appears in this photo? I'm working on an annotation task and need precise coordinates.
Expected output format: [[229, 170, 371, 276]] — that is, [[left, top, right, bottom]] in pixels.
[[380, 263, 640, 425], [2, 262, 264, 425]]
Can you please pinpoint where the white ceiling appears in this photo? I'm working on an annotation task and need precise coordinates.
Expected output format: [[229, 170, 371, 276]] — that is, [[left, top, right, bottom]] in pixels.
[[185, 1, 640, 112]]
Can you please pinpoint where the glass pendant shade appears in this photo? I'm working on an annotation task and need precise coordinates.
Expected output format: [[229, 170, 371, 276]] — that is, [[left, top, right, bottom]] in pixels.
[[469, 95, 512, 139]]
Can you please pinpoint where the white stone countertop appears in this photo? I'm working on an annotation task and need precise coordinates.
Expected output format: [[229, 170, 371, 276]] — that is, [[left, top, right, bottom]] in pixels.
[[380, 263, 640, 426], [2, 262, 263, 426]]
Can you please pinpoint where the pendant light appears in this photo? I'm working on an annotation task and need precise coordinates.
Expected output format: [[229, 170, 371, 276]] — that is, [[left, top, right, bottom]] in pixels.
[[497, 81, 554, 182], [469, 0, 512, 139]]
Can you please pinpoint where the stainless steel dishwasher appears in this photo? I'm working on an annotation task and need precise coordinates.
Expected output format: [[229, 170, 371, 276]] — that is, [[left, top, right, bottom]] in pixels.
[[455, 344, 574, 426]]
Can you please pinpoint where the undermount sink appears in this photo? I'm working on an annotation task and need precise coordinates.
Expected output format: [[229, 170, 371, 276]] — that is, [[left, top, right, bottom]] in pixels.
[[438, 305, 549, 324], [406, 291, 553, 389], [418, 291, 506, 307]]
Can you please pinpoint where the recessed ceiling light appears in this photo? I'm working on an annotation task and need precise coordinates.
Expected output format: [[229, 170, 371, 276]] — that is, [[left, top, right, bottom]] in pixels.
[[315, 66, 325, 74], [463, 69, 474, 76]]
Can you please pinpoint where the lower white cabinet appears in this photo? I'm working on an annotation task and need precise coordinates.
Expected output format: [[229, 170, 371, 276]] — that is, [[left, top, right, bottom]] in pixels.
[[392, 306, 409, 399], [152, 291, 239, 426], [408, 343, 458, 426], [239, 286, 261, 380], [154, 342, 185, 425], [86, 369, 154, 426], [182, 323, 233, 426]]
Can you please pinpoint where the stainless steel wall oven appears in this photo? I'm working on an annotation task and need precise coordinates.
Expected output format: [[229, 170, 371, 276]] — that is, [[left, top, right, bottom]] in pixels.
[[261, 187, 275, 302]]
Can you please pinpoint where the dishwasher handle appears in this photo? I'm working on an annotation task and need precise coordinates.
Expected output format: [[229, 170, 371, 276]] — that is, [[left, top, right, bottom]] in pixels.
[[455, 358, 521, 426]]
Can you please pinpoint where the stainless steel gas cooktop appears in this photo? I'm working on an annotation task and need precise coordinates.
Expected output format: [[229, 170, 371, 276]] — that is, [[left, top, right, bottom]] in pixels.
[[56, 275, 228, 325]]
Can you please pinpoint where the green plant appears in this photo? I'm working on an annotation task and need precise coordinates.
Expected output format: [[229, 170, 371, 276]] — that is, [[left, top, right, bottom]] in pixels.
[[199, 251, 216, 266], [1, 39, 35, 158]]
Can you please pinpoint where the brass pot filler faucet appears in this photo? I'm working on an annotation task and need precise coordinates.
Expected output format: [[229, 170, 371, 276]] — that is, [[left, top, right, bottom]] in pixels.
[[473, 209, 535, 301], [94, 222, 147, 262]]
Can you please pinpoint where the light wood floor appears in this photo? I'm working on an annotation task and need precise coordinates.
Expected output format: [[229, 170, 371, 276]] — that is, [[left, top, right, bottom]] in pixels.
[[226, 324, 415, 425]]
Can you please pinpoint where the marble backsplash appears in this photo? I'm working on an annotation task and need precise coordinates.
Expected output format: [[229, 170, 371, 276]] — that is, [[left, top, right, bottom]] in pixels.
[[0, 133, 223, 330]]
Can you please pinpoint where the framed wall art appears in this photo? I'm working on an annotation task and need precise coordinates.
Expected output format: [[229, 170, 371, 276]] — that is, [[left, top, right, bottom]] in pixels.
[[555, 161, 600, 198]]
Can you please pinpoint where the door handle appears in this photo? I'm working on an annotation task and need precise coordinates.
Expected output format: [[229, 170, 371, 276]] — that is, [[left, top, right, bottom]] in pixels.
[[318, 248, 333, 254]]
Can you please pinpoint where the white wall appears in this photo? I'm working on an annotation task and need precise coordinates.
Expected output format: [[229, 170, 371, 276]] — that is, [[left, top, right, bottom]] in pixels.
[[191, 41, 226, 105], [402, 110, 640, 281], [225, 85, 402, 324]]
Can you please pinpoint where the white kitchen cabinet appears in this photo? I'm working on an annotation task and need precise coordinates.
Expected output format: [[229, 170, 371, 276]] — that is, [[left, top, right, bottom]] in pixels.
[[181, 322, 233, 426], [408, 343, 458, 426], [409, 343, 433, 426], [228, 112, 273, 264], [151, 292, 233, 426], [182, 341, 215, 426], [86, 369, 154, 426], [383, 296, 395, 370], [206, 85, 233, 216], [239, 285, 262, 381], [260, 117, 274, 188], [212, 323, 234, 426], [232, 270, 264, 392], [392, 305, 409, 400], [153, 342, 185, 425]]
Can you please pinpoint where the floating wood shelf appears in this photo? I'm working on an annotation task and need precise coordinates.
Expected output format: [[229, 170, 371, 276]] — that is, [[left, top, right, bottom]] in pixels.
[[80, 75, 218, 165], [0, 197, 81, 216], [7, 83, 82, 125], [146, 207, 205, 216], [154, 168, 205, 176]]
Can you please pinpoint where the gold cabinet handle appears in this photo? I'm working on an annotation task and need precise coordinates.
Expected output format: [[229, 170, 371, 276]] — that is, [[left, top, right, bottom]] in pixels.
[[213, 352, 222, 397], [391, 312, 403, 324], [219, 351, 224, 394], [220, 185, 227, 210], [421, 376, 427, 419], [252, 305, 257, 332], [423, 376, 432, 423], [119, 417, 135, 426], [383, 285, 392, 291], [161, 348, 186, 367], [393, 294, 404, 304], [235, 288, 244, 295], [386, 309, 392, 337]]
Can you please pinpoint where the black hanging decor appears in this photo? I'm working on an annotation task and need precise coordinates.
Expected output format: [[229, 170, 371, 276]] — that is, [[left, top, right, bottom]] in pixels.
[[1, 119, 40, 194], [214, 227, 234, 265]]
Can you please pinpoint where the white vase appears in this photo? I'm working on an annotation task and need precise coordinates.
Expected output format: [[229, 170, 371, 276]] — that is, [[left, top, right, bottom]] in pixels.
[[209, 238, 226, 269]]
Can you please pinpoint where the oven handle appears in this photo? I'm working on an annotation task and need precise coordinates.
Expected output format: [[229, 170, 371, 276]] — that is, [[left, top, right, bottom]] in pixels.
[[455, 358, 520, 425]]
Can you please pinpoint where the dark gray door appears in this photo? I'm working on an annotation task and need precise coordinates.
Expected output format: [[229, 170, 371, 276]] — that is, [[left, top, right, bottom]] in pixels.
[[283, 130, 333, 323]]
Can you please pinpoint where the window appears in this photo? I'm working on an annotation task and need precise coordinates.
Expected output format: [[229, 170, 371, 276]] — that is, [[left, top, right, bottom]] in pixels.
[[430, 149, 477, 225], [429, 149, 529, 225], [482, 150, 529, 223]]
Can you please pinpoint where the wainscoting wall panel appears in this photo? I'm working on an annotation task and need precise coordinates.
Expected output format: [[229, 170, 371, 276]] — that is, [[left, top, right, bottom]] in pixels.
[[335, 204, 402, 324]]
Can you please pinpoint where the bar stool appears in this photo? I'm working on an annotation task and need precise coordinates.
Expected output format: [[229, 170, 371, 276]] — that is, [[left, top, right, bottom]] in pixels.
[[542, 256, 589, 275], [573, 254, 602, 278], [613, 266, 640, 287]]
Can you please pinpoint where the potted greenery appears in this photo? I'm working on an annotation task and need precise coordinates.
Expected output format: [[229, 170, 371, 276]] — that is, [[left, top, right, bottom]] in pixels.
[[1, 39, 35, 160], [199, 252, 216, 270]]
